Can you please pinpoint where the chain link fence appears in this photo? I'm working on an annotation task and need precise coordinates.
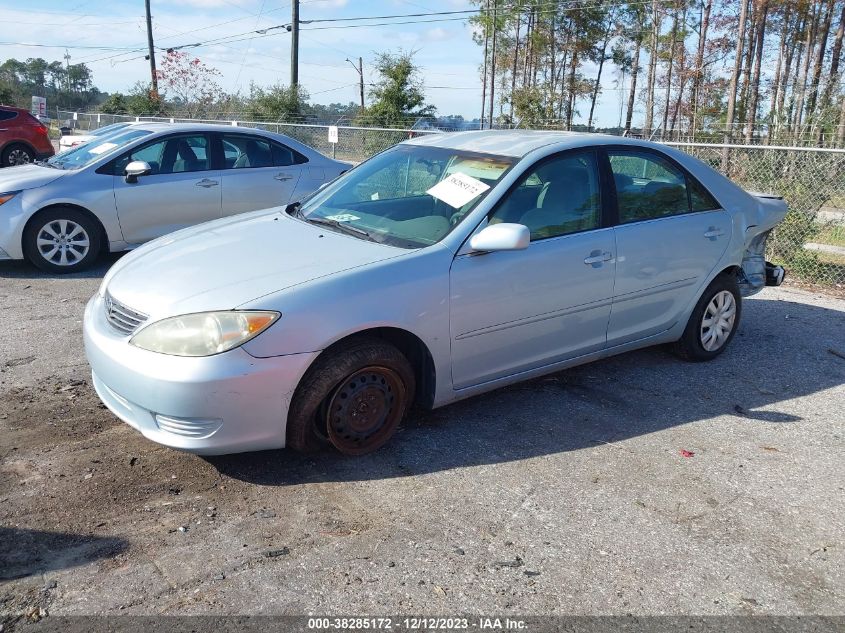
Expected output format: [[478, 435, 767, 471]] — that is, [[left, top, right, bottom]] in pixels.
[[55, 111, 845, 288]]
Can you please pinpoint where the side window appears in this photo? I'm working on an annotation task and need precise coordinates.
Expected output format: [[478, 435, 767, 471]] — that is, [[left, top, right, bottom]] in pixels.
[[113, 139, 167, 175], [272, 142, 299, 167], [0, 109, 19, 121], [688, 177, 720, 211], [222, 134, 273, 169], [489, 151, 602, 241], [112, 135, 209, 175], [609, 150, 689, 222]]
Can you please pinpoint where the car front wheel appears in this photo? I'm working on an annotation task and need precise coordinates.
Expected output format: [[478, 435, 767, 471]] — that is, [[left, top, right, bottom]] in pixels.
[[286, 337, 415, 456], [23, 208, 102, 273], [674, 273, 742, 361]]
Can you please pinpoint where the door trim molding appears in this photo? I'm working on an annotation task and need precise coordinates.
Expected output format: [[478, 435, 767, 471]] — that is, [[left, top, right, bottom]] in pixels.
[[454, 297, 613, 340]]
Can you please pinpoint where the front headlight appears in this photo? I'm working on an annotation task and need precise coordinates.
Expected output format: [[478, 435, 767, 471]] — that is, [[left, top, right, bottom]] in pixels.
[[0, 191, 20, 206], [130, 311, 279, 357]]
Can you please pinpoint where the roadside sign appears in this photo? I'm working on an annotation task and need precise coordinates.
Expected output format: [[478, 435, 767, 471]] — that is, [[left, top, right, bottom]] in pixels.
[[31, 96, 47, 118], [328, 125, 339, 144]]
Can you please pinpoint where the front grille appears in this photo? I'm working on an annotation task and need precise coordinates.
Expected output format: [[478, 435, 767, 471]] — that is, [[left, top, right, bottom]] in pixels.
[[104, 292, 148, 336]]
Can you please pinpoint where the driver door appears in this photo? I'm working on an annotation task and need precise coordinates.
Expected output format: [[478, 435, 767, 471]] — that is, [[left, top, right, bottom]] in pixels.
[[449, 150, 616, 389], [111, 133, 222, 244]]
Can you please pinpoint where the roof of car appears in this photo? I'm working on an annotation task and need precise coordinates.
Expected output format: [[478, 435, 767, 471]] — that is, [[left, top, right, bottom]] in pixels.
[[402, 129, 652, 157], [131, 122, 274, 133]]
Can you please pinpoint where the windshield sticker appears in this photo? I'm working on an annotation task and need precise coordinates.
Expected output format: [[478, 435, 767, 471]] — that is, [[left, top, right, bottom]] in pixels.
[[370, 192, 380, 201], [325, 213, 360, 222], [88, 142, 118, 155], [426, 172, 490, 209]]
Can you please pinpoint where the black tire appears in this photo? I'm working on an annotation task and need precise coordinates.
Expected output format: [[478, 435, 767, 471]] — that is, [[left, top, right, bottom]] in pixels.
[[286, 337, 415, 456], [2, 143, 34, 167], [23, 208, 103, 273], [674, 272, 742, 362]]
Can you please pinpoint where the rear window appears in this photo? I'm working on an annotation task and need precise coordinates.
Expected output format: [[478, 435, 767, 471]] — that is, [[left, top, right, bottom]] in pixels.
[[0, 109, 19, 122]]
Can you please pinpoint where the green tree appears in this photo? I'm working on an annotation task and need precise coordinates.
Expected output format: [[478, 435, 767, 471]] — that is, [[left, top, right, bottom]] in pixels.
[[125, 81, 164, 115], [246, 83, 308, 121], [100, 92, 129, 115], [364, 51, 435, 127]]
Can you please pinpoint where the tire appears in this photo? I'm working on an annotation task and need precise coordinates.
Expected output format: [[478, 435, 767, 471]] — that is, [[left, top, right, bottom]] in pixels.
[[286, 337, 415, 456], [23, 208, 102, 273], [674, 273, 742, 362], [2, 143, 34, 167]]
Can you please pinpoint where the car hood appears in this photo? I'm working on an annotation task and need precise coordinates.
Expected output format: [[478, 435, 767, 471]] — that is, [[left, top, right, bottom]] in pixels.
[[0, 164, 67, 192], [103, 209, 405, 320]]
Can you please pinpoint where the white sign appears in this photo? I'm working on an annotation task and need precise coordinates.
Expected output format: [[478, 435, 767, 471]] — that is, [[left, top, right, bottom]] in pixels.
[[328, 125, 339, 144], [88, 142, 118, 155], [31, 96, 47, 118], [325, 213, 360, 222], [426, 172, 490, 209]]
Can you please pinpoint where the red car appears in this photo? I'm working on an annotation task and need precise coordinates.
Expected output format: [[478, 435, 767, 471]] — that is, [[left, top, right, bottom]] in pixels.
[[0, 105, 55, 167]]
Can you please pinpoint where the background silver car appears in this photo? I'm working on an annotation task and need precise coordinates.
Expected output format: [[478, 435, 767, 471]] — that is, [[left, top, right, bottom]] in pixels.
[[0, 123, 349, 272], [84, 131, 787, 457]]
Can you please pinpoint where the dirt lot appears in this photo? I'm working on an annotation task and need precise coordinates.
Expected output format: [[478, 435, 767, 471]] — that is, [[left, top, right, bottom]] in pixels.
[[1, 255, 844, 624]]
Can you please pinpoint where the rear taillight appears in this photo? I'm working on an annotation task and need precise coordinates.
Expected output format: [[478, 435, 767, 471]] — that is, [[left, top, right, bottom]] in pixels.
[[36, 124, 49, 136]]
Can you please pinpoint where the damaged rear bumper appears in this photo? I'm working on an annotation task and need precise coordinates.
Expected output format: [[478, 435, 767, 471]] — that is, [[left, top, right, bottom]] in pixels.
[[738, 229, 786, 296]]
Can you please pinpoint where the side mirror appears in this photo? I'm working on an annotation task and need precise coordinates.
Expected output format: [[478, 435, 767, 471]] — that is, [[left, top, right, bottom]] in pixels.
[[124, 160, 151, 184], [469, 223, 530, 253]]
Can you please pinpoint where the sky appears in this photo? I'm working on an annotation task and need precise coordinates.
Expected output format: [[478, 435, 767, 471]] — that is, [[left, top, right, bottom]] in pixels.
[[0, 0, 629, 126]]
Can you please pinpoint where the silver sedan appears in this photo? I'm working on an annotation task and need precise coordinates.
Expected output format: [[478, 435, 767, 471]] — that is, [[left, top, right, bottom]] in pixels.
[[0, 123, 349, 272], [83, 130, 787, 456]]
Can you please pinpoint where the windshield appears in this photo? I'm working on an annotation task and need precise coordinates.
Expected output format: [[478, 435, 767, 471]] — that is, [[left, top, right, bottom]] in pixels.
[[296, 145, 515, 248], [46, 128, 152, 170]]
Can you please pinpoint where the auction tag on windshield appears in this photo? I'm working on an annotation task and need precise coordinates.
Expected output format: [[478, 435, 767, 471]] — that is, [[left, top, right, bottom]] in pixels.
[[88, 142, 118, 155], [426, 172, 490, 209], [325, 213, 360, 222]]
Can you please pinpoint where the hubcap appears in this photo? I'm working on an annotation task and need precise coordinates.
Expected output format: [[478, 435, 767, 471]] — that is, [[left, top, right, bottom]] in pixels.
[[326, 367, 405, 455], [36, 219, 90, 267], [700, 290, 737, 352], [8, 148, 31, 166]]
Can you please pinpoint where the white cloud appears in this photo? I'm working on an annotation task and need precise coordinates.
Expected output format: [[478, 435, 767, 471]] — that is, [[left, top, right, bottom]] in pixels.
[[424, 27, 452, 42]]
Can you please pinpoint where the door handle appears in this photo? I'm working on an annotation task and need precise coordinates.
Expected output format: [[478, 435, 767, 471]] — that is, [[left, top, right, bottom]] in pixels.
[[583, 250, 613, 266], [195, 178, 219, 188], [274, 173, 294, 181], [704, 227, 724, 239]]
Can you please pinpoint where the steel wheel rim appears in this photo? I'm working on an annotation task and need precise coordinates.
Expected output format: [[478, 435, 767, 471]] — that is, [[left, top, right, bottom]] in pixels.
[[8, 148, 31, 166], [700, 290, 736, 352], [326, 366, 405, 454], [36, 219, 90, 267]]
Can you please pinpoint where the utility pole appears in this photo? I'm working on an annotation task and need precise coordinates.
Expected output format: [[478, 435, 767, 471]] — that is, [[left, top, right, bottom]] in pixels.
[[346, 57, 365, 111], [480, 0, 489, 129], [144, 0, 158, 98], [488, 0, 497, 129], [63, 49, 72, 95], [290, 0, 299, 88]]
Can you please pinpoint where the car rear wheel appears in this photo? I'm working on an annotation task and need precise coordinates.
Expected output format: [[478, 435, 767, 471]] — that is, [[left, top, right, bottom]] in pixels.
[[2, 143, 34, 167], [286, 337, 415, 456], [674, 273, 742, 361], [23, 208, 102, 273]]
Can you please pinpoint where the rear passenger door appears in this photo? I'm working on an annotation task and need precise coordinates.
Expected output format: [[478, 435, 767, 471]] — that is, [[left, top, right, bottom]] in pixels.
[[605, 148, 731, 346], [218, 133, 307, 216]]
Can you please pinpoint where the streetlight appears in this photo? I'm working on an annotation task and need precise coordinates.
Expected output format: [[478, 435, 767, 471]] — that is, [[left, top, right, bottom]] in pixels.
[[346, 57, 364, 112]]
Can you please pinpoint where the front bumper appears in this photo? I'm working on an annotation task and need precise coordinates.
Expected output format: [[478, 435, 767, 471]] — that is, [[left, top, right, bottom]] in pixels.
[[83, 293, 319, 455]]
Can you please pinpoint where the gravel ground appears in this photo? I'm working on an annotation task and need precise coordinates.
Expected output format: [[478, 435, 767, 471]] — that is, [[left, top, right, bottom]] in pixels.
[[1, 255, 843, 624]]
